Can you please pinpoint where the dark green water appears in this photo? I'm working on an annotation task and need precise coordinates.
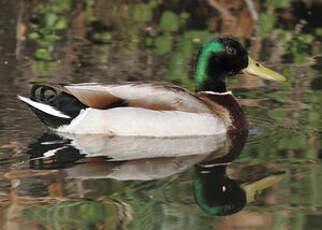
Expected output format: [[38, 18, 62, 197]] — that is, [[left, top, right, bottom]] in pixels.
[[0, 0, 321, 229]]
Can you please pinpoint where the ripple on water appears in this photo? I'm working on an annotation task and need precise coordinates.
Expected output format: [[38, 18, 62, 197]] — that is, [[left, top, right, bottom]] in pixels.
[[246, 114, 304, 151]]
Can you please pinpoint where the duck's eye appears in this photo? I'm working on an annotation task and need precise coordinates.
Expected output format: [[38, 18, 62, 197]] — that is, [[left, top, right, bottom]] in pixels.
[[226, 46, 237, 55]]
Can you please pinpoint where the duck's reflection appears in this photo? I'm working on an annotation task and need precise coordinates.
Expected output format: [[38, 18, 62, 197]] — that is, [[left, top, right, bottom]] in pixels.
[[26, 131, 283, 216], [193, 131, 248, 216], [194, 164, 246, 216], [28, 132, 227, 179], [194, 163, 284, 216]]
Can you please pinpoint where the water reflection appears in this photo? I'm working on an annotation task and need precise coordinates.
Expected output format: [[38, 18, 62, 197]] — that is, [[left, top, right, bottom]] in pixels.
[[10, 129, 279, 224], [194, 164, 247, 216], [28, 132, 228, 172], [195, 163, 284, 216]]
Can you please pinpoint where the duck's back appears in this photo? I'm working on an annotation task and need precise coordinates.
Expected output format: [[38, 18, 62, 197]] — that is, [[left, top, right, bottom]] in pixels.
[[18, 83, 227, 136]]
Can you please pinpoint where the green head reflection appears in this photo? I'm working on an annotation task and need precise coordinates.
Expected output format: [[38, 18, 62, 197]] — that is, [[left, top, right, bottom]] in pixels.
[[193, 165, 246, 216], [194, 164, 285, 216]]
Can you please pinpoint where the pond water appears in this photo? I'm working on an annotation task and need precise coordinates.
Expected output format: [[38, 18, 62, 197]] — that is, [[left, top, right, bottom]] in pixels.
[[0, 0, 321, 229]]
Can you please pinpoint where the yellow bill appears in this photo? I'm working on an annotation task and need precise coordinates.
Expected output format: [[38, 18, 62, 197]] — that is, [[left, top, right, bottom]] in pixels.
[[241, 173, 284, 204], [242, 57, 286, 81]]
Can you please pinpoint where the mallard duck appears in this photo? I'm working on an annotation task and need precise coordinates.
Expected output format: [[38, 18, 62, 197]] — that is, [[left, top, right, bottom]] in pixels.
[[18, 37, 285, 136]]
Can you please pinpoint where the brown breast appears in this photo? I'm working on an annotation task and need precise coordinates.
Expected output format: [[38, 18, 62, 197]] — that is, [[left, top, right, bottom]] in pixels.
[[196, 92, 249, 134]]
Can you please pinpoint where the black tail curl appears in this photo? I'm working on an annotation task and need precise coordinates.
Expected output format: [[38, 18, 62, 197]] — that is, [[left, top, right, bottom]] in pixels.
[[28, 84, 87, 128], [31, 84, 58, 103]]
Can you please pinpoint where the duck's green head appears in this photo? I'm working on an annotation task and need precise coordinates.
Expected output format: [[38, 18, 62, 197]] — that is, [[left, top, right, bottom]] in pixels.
[[195, 37, 286, 92]]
